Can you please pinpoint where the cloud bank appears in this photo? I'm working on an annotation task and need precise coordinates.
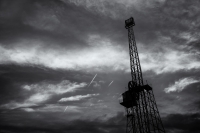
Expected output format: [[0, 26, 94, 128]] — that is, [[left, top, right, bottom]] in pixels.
[[164, 77, 200, 93]]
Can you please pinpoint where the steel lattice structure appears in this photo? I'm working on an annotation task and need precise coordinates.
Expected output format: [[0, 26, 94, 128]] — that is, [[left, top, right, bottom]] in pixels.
[[120, 17, 165, 133]]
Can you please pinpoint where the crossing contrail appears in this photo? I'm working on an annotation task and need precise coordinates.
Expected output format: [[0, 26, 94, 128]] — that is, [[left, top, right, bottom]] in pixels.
[[108, 80, 114, 87], [64, 106, 68, 112], [88, 74, 97, 87]]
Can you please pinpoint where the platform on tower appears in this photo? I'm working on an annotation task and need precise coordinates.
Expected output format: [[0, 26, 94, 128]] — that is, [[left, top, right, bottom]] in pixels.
[[119, 84, 152, 108]]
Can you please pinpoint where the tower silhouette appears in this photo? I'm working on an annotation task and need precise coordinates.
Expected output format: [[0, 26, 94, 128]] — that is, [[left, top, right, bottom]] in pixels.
[[120, 17, 165, 133]]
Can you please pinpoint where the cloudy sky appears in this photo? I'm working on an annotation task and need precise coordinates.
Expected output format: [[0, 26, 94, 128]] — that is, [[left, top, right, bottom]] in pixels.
[[0, 0, 200, 133]]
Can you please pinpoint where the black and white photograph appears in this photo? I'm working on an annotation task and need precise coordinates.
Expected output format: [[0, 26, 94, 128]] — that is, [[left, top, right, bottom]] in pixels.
[[0, 0, 200, 133]]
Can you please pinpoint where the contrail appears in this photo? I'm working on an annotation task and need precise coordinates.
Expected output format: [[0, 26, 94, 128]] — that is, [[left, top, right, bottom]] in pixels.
[[88, 74, 97, 87], [64, 106, 68, 112], [108, 80, 114, 87]]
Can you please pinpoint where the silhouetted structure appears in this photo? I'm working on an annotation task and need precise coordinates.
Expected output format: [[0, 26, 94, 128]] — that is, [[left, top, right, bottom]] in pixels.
[[120, 17, 165, 133]]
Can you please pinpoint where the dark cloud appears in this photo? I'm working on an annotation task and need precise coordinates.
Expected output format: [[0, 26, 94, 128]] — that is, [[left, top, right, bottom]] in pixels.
[[0, 111, 126, 133], [0, 0, 127, 49], [163, 113, 200, 133], [194, 100, 200, 110], [0, 0, 87, 48]]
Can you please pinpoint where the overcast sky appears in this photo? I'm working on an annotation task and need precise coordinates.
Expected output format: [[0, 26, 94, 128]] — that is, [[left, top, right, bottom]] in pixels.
[[0, 0, 200, 133]]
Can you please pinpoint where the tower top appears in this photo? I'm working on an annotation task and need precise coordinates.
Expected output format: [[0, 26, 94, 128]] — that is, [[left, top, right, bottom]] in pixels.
[[125, 17, 135, 29]]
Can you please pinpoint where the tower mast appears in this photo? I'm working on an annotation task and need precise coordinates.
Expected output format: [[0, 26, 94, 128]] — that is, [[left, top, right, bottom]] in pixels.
[[120, 17, 165, 133]]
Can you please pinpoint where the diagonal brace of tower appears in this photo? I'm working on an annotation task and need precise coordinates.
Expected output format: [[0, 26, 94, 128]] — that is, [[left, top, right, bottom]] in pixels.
[[120, 17, 166, 133]]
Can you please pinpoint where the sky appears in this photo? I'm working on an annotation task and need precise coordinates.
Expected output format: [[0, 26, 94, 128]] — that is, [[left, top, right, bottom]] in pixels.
[[0, 0, 200, 133]]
